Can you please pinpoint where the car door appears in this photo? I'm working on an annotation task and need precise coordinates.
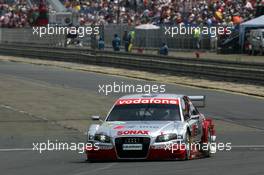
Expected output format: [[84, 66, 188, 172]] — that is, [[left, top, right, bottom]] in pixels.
[[182, 96, 202, 142], [187, 97, 203, 142]]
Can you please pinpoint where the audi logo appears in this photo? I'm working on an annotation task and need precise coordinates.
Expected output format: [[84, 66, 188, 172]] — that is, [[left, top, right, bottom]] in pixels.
[[125, 138, 140, 143]]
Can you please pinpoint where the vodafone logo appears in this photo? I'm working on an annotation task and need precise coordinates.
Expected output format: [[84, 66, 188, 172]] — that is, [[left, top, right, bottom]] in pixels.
[[117, 130, 149, 135], [116, 98, 179, 105]]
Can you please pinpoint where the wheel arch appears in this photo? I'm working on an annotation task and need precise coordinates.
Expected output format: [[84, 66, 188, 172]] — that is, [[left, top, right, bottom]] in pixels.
[[202, 118, 215, 143]]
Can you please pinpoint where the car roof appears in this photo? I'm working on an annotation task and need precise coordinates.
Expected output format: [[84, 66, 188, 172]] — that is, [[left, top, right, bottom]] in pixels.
[[119, 94, 184, 99]]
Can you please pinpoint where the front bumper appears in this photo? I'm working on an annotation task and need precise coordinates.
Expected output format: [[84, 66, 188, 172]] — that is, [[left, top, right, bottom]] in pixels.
[[148, 143, 186, 160], [86, 143, 117, 161], [85, 142, 188, 161]]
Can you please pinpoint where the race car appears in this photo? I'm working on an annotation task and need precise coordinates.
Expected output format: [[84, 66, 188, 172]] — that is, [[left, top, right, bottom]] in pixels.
[[86, 94, 216, 161]]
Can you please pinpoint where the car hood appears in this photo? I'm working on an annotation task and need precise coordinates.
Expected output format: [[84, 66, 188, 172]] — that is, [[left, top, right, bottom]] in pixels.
[[96, 121, 184, 137]]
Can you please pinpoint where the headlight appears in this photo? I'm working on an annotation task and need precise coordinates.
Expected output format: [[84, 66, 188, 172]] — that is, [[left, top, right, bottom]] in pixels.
[[88, 134, 94, 141], [155, 133, 178, 142], [94, 134, 111, 143]]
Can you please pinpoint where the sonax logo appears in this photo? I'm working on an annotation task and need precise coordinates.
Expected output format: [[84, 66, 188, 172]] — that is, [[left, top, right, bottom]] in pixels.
[[117, 130, 149, 135]]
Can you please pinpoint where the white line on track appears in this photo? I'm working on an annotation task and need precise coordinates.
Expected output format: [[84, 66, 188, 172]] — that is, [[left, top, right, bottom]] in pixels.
[[231, 145, 264, 148], [0, 104, 49, 121], [0, 148, 32, 152]]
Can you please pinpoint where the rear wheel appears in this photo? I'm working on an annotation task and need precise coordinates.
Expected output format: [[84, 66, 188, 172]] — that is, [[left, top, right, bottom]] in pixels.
[[202, 129, 212, 157]]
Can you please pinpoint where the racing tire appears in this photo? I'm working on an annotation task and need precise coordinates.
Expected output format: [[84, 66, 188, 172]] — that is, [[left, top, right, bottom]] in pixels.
[[183, 132, 192, 160], [202, 129, 212, 157], [86, 159, 94, 163]]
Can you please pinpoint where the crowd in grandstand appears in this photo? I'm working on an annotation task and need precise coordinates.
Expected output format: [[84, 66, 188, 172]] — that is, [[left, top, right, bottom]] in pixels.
[[0, 0, 49, 27], [0, 0, 32, 27], [66, 0, 264, 26], [0, 0, 263, 27]]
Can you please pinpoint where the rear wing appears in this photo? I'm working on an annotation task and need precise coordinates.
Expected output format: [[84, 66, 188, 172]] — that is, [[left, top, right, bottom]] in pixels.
[[188, 95, 206, 108]]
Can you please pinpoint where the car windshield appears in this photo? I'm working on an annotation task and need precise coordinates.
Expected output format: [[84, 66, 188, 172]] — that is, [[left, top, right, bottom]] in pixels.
[[106, 104, 181, 121]]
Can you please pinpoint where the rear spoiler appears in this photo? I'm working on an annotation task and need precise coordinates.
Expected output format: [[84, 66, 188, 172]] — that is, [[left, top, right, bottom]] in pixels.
[[188, 96, 206, 108]]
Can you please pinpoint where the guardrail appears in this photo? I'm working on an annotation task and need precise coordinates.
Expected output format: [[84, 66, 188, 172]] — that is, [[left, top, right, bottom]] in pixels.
[[0, 43, 263, 85]]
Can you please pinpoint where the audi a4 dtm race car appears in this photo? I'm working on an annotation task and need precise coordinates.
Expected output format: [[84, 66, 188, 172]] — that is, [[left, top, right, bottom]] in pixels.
[[86, 94, 216, 161]]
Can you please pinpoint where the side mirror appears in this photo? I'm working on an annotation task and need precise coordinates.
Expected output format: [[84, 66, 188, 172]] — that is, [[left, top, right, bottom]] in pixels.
[[184, 114, 190, 120], [190, 115, 200, 120], [91, 115, 100, 120]]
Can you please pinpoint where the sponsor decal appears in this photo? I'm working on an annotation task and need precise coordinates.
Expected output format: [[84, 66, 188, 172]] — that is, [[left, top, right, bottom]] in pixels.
[[112, 121, 126, 124], [105, 123, 113, 127], [139, 125, 159, 129], [126, 125, 136, 129], [117, 130, 149, 135], [114, 125, 125, 130], [106, 121, 126, 127], [115, 98, 179, 105]]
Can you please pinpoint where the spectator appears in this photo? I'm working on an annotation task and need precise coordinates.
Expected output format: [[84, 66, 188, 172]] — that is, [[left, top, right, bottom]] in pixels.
[[112, 34, 121, 51], [128, 30, 135, 52], [98, 36, 105, 50], [36, 0, 48, 26], [122, 30, 129, 52], [194, 27, 201, 49], [159, 42, 168, 55]]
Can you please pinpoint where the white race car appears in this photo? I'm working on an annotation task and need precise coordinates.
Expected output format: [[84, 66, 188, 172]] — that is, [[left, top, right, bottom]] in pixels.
[[86, 94, 216, 161]]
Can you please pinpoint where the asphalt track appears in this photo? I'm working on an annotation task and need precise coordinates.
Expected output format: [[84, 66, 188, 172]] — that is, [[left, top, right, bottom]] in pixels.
[[0, 61, 264, 175]]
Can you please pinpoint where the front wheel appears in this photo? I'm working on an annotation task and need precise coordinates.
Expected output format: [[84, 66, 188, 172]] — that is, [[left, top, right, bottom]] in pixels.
[[202, 129, 212, 157], [183, 132, 191, 160]]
